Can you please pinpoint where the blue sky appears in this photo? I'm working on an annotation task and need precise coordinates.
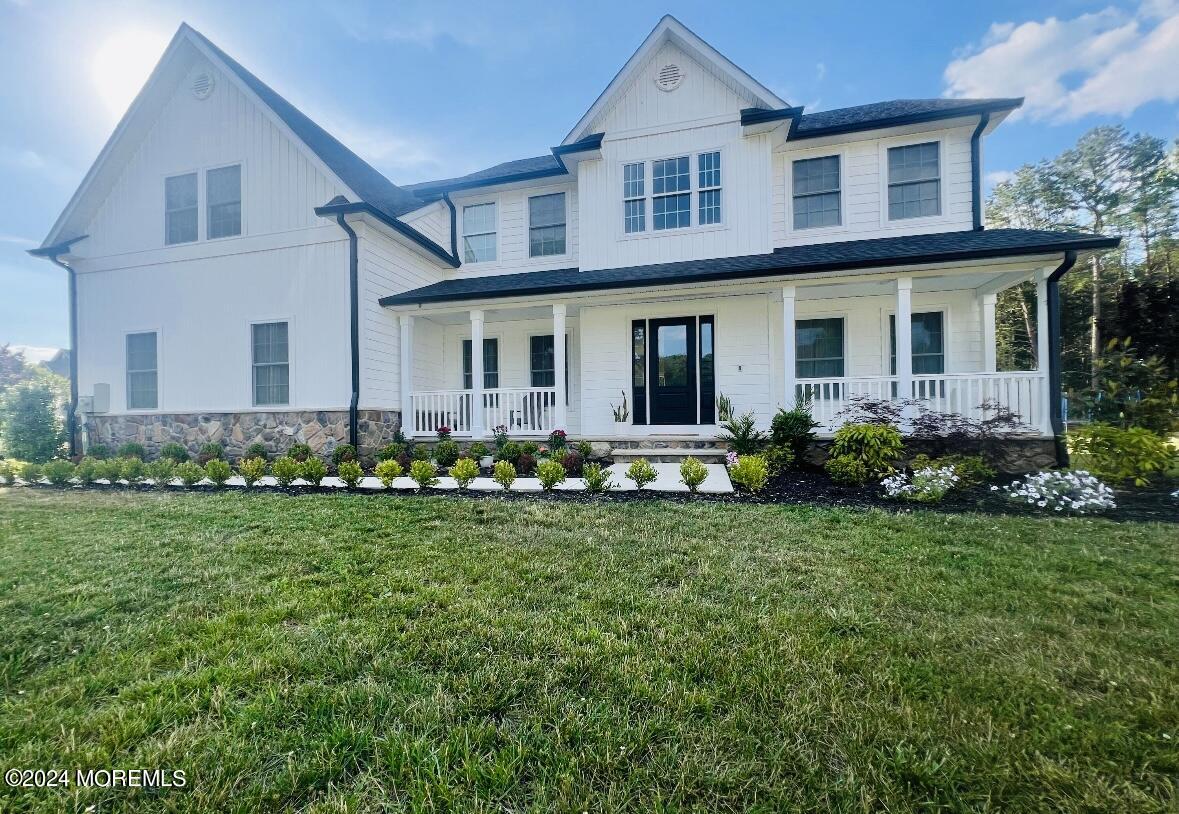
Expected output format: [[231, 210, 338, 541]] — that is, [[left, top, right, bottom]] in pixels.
[[3, 0, 1177, 349]]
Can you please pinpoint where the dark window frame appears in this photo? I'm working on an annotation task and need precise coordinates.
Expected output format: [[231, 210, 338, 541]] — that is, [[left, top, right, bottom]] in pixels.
[[462, 337, 500, 389]]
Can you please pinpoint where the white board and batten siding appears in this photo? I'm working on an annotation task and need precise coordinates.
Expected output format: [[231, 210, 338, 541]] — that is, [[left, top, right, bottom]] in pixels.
[[447, 182, 579, 279]]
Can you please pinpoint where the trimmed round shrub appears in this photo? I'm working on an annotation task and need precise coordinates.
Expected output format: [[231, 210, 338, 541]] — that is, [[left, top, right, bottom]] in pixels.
[[625, 458, 658, 490], [43, 459, 76, 486], [87, 444, 111, 460], [120, 457, 146, 485], [434, 439, 460, 467], [560, 451, 584, 477], [95, 458, 123, 484], [271, 456, 301, 488], [409, 459, 438, 489], [374, 458, 404, 488], [287, 443, 312, 462], [467, 441, 489, 460], [337, 460, 364, 488], [300, 458, 328, 487], [825, 454, 870, 486], [450, 457, 479, 489], [377, 442, 406, 462], [411, 445, 432, 461], [18, 462, 42, 485], [497, 441, 522, 464], [521, 441, 540, 456], [729, 454, 769, 492], [536, 459, 566, 491], [332, 444, 357, 466], [146, 458, 177, 488], [492, 460, 517, 491], [244, 442, 270, 462], [204, 459, 232, 488], [175, 461, 206, 487], [197, 442, 225, 465], [116, 442, 147, 461], [159, 442, 189, 463], [679, 457, 708, 493], [238, 456, 268, 487], [74, 457, 99, 485], [582, 462, 614, 494]]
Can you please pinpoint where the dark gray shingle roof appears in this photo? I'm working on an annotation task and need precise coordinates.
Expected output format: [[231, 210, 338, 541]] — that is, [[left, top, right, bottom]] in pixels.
[[379, 229, 1118, 306], [794, 98, 1022, 138], [405, 155, 566, 194]]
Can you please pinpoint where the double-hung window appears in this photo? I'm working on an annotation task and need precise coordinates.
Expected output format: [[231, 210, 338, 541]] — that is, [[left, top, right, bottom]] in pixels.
[[697, 151, 722, 225], [795, 318, 845, 378], [462, 338, 499, 389], [530, 335, 569, 401], [887, 142, 940, 220], [462, 203, 496, 263], [623, 163, 645, 233], [528, 193, 566, 257], [164, 172, 198, 245], [652, 156, 691, 230], [126, 332, 158, 409], [252, 321, 289, 406], [207, 164, 242, 239], [890, 312, 945, 374], [792, 156, 841, 229]]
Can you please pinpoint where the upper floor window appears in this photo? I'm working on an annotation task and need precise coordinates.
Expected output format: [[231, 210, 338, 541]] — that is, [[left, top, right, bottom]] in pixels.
[[697, 151, 722, 226], [252, 321, 289, 406], [652, 156, 691, 230], [623, 163, 645, 233], [462, 338, 499, 388], [462, 203, 496, 263], [164, 172, 198, 245], [207, 164, 242, 239], [126, 331, 158, 409], [792, 156, 841, 229], [887, 142, 940, 220], [528, 193, 566, 257]]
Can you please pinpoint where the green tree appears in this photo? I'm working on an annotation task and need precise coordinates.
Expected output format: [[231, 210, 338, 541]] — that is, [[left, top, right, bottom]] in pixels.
[[0, 380, 65, 462]]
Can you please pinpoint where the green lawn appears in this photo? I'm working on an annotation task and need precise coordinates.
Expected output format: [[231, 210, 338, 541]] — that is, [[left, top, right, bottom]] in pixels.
[[0, 490, 1176, 813]]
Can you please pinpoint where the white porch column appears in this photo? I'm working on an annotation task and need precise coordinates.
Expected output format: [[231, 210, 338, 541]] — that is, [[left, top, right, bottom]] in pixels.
[[895, 277, 913, 420], [552, 303, 567, 431], [399, 314, 414, 436], [981, 293, 998, 373], [1035, 269, 1052, 434], [470, 309, 485, 438], [782, 285, 797, 408]]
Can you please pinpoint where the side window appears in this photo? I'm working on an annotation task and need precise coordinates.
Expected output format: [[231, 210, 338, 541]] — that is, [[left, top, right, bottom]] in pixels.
[[887, 142, 940, 220], [462, 203, 496, 263], [623, 163, 645, 233], [126, 332, 158, 409], [164, 172, 198, 245], [207, 164, 242, 239], [528, 193, 566, 257], [252, 321, 289, 406], [697, 151, 721, 225], [792, 156, 841, 229]]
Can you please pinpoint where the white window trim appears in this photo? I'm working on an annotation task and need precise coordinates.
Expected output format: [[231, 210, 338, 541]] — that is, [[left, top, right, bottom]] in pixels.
[[793, 310, 851, 380], [880, 304, 952, 375], [163, 170, 199, 247], [124, 327, 162, 412], [617, 147, 728, 241], [162, 161, 247, 248], [459, 196, 500, 265], [878, 134, 950, 229], [205, 161, 246, 243], [525, 191, 571, 260], [785, 146, 849, 236], [248, 316, 294, 408]]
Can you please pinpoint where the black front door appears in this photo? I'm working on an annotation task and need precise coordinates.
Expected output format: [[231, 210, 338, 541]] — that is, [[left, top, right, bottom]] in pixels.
[[648, 317, 697, 424]]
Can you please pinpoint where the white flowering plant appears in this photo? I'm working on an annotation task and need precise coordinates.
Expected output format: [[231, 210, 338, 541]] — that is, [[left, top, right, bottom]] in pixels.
[[882, 466, 959, 503], [993, 470, 1117, 514]]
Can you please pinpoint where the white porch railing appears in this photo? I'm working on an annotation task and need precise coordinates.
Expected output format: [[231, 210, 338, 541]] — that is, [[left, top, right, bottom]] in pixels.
[[797, 371, 1048, 433], [409, 387, 559, 437]]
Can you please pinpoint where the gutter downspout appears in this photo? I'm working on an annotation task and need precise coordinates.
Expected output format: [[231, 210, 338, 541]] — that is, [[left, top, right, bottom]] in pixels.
[[47, 253, 79, 458], [1046, 250, 1078, 467], [334, 214, 361, 451], [970, 111, 991, 231], [441, 193, 458, 259]]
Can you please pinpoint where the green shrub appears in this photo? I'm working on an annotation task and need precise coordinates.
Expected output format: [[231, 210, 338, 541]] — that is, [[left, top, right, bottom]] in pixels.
[[521, 441, 539, 456], [374, 459, 404, 488], [763, 444, 794, 477], [336, 460, 363, 488], [271, 457, 301, 488], [238, 456, 268, 487], [175, 461, 205, 487], [74, 457, 99, 485], [159, 442, 189, 463], [411, 445, 432, 461], [409, 459, 438, 489], [830, 422, 904, 478], [378, 442, 406, 461], [95, 458, 123, 484], [825, 454, 870, 486], [197, 442, 225, 465], [244, 442, 270, 462], [287, 443, 312, 462], [536, 459, 566, 491], [581, 462, 614, 494], [450, 457, 479, 489], [146, 458, 176, 488], [718, 411, 766, 455], [625, 458, 658, 490], [560, 451, 584, 477], [0, 381, 64, 462], [516, 453, 537, 476], [18, 462, 42, 485], [576, 440, 593, 460], [120, 457, 146, 485], [332, 444, 357, 466], [729, 455, 769, 492], [1069, 423, 1177, 486], [43, 459, 75, 486], [911, 453, 993, 488], [771, 404, 819, 463], [0, 459, 14, 484], [204, 459, 232, 488], [497, 441, 522, 464], [492, 460, 517, 491], [88, 444, 110, 460], [433, 439, 460, 467], [467, 441, 489, 460], [679, 458, 708, 493], [117, 442, 147, 460], [300, 458, 328, 487]]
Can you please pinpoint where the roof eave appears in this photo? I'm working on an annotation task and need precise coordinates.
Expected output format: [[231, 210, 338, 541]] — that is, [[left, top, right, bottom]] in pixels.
[[314, 200, 460, 268], [790, 98, 1023, 142]]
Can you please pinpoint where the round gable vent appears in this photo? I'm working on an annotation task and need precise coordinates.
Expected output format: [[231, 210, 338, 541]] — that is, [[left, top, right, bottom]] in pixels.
[[654, 63, 683, 92], [190, 70, 215, 101]]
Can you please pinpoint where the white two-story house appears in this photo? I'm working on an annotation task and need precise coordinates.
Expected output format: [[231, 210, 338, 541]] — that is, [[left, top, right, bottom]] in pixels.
[[32, 16, 1117, 463]]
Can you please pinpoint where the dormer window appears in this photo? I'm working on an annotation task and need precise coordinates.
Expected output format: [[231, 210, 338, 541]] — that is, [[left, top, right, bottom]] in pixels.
[[624, 152, 721, 234], [792, 156, 841, 229], [887, 142, 940, 220]]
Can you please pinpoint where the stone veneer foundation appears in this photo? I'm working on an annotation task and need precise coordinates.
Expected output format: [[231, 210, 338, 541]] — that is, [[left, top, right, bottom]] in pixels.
[[86, 410, 402, 459]]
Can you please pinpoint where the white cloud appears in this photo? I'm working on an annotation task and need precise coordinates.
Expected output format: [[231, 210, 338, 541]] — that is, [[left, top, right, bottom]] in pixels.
[[944, 1, 1179, 121], [815, 62, 826, 81], [0, 146, 78, 186], [986, 170, 1015, 186], [0, 234, 36, 247]]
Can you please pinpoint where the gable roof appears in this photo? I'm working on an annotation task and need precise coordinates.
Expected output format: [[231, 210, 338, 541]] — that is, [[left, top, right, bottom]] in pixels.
[[562, 14, 788, 145], [379, 229, 1119, 306]]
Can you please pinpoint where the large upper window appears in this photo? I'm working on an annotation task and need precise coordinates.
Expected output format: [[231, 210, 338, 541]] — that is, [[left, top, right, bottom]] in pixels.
[[207, 164, 242, 239], [462, 338, 499, 389], [697, 151, 722, 225], [887, 142, 940, 220], [652, 156, 691, 230], [890, 312, 945, 374], [462, 203, 496, 263], [528, 193, 566, 257], [796, 318, 845, 378], [792, 156, 841, 229], [126, 332, 158, 410], [164, 172, 198, 245], [252, 321, 289, 406], [623, 163, 645, 233]]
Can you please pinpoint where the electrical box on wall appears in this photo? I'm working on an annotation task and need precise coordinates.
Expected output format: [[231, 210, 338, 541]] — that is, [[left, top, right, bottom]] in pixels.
[[91, 383, 110, 413]]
